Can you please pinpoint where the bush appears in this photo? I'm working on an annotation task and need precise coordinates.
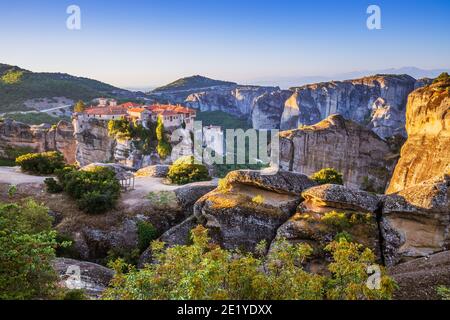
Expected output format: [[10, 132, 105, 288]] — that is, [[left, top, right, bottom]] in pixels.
[[56, 166, 121, 214], [77, 191, 116, 215], [63, 289, 88, 300], [0, 200, 59, 299], [310, 168, 344, 185], [44, 178, 63, 193], [16, 151, 65, 174], [137, 221, 158, 252], [103, 226, 397, 300], [167, 163, 211, 185]]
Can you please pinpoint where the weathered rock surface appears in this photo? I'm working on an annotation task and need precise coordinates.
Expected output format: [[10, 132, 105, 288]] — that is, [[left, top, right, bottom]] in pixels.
[[301, 184, 381, 213], [381, 174, 450, 266], [387, 80, 450, 193], [279, 114, 397, 191], [0, 119, 76, 163], [389, 250, 450, 300], [282, 75, 416, 139], [53, 258, 114, 298], [273, 184, 381, 272], [135, 165, 170, 178], [193, 170, 316, 252]]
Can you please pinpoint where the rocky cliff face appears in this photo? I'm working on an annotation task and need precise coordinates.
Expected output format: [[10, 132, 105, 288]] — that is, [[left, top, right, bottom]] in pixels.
[[282, 75, 417, 139], [0, 118, 76, 163], [278, 114, 397, 192], [387, 80, 450, 193], [177, 75, 425, 139]]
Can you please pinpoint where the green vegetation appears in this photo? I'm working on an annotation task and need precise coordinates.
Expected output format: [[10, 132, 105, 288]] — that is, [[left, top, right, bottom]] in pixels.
[[0, 200, 60, 299], [2, 112, 69, 125], [0, 63, 124, 113], [1, 69, 24, 84], [0, 145, 35, 167], [437, 286, 450, 300], [63, 289, 88, 300], [320, 211, 373, 229], [196, 110, 251, 130], [16, 151, 65, 174], [433, 72, 450, 84], [153, 75, 236, 92], [55, 166, 121, 214], [137, 221, 158, 252], [73, 100, 86, 113], [108, 117, 157, 155], [44, 178, 64, 193], [103, 225, 396, 300], [156, 116, 171, 159], [167, 162, 211, 185], [310, 168, 344, 185]]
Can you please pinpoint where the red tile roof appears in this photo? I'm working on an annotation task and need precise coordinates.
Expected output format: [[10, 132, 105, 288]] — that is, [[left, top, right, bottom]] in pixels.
[[84, 106, 128, 116], [146, 104, 196, 115], [120, 102, 143, 108], [128, 107, 147, 113]]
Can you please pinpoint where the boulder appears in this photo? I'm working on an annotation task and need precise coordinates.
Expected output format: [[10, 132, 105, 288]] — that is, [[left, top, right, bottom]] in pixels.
[[301, 184, 381, 213], [193, 170, 315, 252], [381, 174, 450, 266], [279, 114, 397, 192], [135, 165, 169, 178], [53, 258, 114, 298], [273, 184, 382, 272], [389, 250, 450, 300]]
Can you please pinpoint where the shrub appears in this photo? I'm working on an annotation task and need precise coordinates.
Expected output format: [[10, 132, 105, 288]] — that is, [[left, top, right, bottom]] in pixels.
[[7, 184, 17, 198], [44, 178, 63, 193], [103, 226, 396, 300], [16, 151, 65, 174], [310, 168, 344, 185], [167, 163, 211, 185], [437, 286, 450, 300], [63, 289, 88, 300], [137, 221, 158, 252], [55, 166, 121, 214], [433, 72, 450, 84], [77, 191, 116, 215], [0, 200, 59, 299]]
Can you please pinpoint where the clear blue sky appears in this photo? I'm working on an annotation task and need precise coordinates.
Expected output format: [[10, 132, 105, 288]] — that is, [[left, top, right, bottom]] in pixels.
[[1, 0, 449, 88]]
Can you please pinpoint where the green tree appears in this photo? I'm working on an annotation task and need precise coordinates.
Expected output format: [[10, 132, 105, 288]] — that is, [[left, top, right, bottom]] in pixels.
[[156, 116, 171, 159], [103, 226, 396, 300], [0, 200, 59, 299], [310, 168, 344, 185], [73, 100, 86, 113]]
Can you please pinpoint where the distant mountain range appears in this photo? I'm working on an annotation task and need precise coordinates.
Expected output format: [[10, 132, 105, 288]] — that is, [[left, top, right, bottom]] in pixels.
[[1, 62, 447, 114], [250, 67, 450, 88]]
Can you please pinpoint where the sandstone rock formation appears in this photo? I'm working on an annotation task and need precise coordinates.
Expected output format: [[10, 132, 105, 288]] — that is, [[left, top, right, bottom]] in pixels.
[[283, 75, 416, 139], [193, 170, 316, 252], [53, 258, 114, 298], [381, 174, 450, 266], [389, 250, 450, 300], [278, 114, 397, 192], [274, 184, 382, 272], [0, 118, 76, 163], [387, 80, 450, 193]]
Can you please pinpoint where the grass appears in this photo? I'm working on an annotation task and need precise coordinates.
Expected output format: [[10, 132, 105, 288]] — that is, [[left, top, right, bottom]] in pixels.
[[196, 110, 251, 130], [3, 112, 70, 125], [153, 75, 236, 92]]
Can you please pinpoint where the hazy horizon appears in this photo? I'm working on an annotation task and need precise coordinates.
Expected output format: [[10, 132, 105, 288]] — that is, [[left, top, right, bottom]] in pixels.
[[1, 0, 449, 88]]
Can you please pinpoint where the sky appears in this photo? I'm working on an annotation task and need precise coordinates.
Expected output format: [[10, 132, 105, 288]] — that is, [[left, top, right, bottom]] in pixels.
[[0, 0, 449, 88]]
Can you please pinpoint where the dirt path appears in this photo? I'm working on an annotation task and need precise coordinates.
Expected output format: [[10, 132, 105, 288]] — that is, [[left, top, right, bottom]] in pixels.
[[0, 166, 50, 185]]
